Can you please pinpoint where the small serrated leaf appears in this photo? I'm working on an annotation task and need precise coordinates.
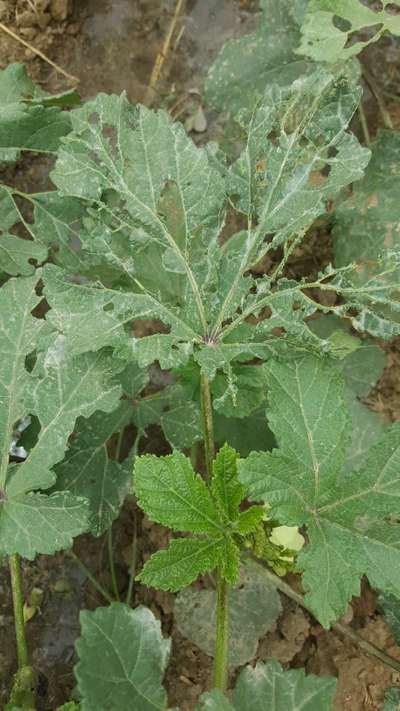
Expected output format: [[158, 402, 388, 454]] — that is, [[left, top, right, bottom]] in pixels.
[[137, 537, 224, 592], [133, 452, 224, 534], [211, 444, 242, 522], [236, 506, 265, 536]]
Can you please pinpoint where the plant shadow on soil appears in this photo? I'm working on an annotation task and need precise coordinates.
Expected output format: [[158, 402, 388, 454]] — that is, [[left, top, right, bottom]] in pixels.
[[1, 1, 400, 709]]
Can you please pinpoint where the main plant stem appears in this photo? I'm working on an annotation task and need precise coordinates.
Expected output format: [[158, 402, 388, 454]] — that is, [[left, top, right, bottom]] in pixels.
[[199, 373, 229, 692], [214, 572, 229, 691], [200, 373, 215, 480], [9, 554, 29, 669]]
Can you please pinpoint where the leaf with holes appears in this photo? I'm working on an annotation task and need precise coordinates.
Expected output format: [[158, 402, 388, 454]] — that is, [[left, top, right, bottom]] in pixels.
[[297, 0, 400, 62], [36, 70, 394, 380], [0, 275, 122, 557]]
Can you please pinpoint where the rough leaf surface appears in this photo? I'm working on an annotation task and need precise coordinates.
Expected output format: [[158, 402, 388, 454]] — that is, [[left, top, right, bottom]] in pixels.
[[239, 356, 400, 626], [75, 603, 170, 711], [198, 660, 336, 710]]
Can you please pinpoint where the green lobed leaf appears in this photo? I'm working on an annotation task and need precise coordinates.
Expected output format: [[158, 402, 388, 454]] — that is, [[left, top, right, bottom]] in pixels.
[[133, 452, 224, 534], [53, 402, 133, 536], [227, 69, 368, 259], [0, 273, 123, 557], [0, 63, 75, 162], [0, 492, 89, 560], [0, 187, 48, 276], [49, 93, 225, 340], [36, 73, 388, 382], [297, 0, 400, 63], [9, 349, 122, 491], [175, 560, 282, 667], [137, 537, 225, 592], [265, 355, 351, 488], [75, 603, 170, 711], [239, 356, 400, 626]]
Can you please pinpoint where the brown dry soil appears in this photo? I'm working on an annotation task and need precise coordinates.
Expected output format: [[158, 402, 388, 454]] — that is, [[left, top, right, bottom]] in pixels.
[[1, 2, 400, 710]]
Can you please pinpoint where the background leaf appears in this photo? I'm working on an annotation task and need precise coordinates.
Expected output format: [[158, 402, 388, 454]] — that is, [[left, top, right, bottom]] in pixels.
[[205, 0, 313, 117], [333, 130, 400, 284], [75, 603, 170, 711], [53, 402, 133, 536], [233, 660, 336, 710], [174, 560, 282, 667]]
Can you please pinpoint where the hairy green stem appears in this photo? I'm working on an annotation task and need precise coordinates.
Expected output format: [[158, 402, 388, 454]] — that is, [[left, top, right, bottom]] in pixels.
[[200, 373, 215, 480], [199, 374, 229, 691], [214, 572, 229, 692], [107, 526, 120, 601], [9, 554, 29, 669]]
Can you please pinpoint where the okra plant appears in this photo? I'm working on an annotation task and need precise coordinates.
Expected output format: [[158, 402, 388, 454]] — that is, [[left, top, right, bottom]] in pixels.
[[1, 0, 400, 708]]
